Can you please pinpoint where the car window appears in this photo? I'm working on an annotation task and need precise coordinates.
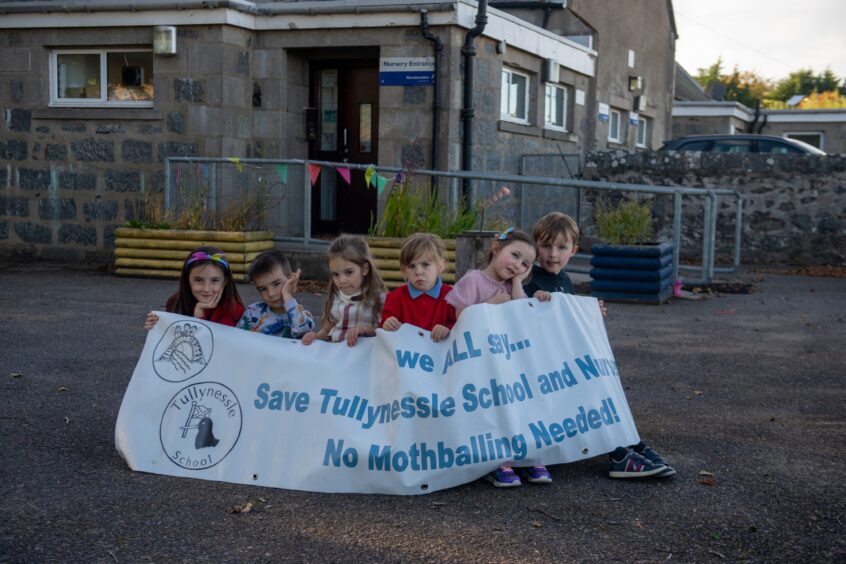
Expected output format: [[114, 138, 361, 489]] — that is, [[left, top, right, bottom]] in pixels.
[[756, 139, 802, 154], [677, 140, 712, 151], [712, 139, 751, 153]]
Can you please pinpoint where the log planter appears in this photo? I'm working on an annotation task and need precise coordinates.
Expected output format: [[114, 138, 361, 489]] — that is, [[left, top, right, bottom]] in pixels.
[[589, 241, 674, 304], [114, 228, 275, 282], [366, 237, 456, 290]]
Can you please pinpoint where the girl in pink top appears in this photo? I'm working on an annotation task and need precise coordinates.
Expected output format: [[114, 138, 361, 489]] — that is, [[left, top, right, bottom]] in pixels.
[[446, 228, 553, 488]]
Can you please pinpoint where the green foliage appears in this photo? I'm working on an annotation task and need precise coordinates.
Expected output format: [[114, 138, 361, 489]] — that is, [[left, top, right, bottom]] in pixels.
[[370, 177, 477, 238], [769, 68, 842, 101], [596, 199, 653, 245], [694, 58, 772, 108]]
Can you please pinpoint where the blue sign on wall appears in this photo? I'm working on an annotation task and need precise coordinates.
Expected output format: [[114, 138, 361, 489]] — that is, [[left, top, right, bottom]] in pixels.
[[379, 57, 435, 86]]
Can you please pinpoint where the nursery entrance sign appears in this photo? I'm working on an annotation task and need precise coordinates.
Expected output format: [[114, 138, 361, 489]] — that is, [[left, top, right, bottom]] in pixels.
[[115, 294, 639, 495]]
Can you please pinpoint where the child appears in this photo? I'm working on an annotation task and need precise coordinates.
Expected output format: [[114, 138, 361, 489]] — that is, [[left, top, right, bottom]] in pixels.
[[446, 228, 552, 487], [144, 246, 245, 330], [237, 250, 315, 338], [302, 235, 386, 347], [524, 211, 675, 478], [380, 233, 456, 342]]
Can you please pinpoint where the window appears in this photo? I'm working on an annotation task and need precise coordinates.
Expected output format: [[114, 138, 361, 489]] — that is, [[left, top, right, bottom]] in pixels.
[[784, 132, 824, 150], [608, 109, 622, 143], [712, 139, 751, 153], [636, 116, 649, 148], [756, 139, 803, 154], [50, 49, 153, 107], [544, 83, 568, 131], [501, 68, 529, 123]]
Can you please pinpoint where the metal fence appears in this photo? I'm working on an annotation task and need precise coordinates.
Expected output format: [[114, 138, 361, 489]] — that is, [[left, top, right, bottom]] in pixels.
[[165, 157, 743, 285]]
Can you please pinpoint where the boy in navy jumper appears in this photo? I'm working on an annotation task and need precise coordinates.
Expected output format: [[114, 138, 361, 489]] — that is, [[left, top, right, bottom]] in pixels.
[[524, 212, 676, 478], [380, 233, 457, 342]]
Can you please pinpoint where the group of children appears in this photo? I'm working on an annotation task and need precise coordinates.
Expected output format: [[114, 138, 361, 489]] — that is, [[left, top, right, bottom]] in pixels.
[[145, 212, 675, 487]]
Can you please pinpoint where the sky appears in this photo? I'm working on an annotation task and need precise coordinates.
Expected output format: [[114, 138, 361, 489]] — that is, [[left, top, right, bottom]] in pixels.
[[673, 0, 846, 82]]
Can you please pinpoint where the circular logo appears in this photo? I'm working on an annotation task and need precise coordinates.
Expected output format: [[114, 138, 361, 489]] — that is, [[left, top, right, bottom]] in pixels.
[[152, 320, 214, 382], [160, 382, 242, 470]]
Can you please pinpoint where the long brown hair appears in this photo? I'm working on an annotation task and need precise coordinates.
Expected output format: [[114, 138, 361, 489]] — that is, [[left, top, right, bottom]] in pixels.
[[168, 246, 244, 316], [321, 235, 385, 324], [486, 227, 535, 265]]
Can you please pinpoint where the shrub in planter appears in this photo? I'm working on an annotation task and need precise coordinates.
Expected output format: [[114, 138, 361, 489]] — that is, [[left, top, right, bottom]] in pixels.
[[590, 199, 674, 304]]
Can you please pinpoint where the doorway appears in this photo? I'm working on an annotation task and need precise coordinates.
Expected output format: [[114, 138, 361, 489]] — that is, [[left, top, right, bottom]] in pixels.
[[309, 59, 379, 236]]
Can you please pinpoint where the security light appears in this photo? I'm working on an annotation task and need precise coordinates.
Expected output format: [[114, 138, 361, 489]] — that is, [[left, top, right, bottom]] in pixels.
[[153, 26, 177, 56]]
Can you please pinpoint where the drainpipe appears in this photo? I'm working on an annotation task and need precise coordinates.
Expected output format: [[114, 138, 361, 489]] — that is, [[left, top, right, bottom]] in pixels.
[[420, 10, 443, 189], [461, 0, 488, 206]]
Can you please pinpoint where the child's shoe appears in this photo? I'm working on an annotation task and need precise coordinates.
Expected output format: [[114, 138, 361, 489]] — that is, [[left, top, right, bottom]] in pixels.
[[633, 442, 677, 477], [485, 466, 522, 487], [521, 466, 553, 484], [608, 447, 667, 478]]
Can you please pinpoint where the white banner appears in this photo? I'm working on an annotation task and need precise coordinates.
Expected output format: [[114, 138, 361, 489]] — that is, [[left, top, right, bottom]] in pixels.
[[115, 294, 639, 495]]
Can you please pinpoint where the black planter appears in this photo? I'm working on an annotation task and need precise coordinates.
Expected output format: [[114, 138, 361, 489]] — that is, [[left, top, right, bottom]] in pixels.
[[590, 241, 674, 304]]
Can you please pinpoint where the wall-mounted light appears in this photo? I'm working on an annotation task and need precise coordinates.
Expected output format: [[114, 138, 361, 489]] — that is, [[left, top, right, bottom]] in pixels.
[[496, 40, 507, 55], [153, 26, 177, 56]]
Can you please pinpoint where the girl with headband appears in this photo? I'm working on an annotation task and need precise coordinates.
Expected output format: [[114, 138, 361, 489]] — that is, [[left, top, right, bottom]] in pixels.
[[144, 246, 245, 330]]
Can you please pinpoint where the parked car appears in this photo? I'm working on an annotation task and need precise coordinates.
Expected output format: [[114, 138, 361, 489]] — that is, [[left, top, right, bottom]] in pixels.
[[659, 134, 827, 155]]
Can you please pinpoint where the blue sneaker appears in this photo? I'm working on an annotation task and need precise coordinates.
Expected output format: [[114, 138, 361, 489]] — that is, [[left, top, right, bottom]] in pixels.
[[485, 466, 522, 487], [521, 466, 553, 484], [635, 444, 677, 477], [608, 448, 667, 478]]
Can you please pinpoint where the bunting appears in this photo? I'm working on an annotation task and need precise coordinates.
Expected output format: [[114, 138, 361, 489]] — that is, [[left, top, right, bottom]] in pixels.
[[364, 165, 375, 187], [275, 164, 288, 184], [307, 163, 322, 186], [337, 167, 351, 186], [227, 157, 244, 173]]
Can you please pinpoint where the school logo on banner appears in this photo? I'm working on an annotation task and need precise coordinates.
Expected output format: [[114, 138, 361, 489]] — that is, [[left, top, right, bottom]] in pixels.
[[152, 321, 214, 382], [159, 382, 243, 470]]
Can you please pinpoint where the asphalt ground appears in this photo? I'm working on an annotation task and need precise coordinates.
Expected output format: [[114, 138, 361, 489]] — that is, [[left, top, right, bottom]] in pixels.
[[1, 264, 844, 562]]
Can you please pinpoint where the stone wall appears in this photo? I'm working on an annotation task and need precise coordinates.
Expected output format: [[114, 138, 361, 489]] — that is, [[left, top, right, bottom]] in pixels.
[[581, 150, 846, 266]]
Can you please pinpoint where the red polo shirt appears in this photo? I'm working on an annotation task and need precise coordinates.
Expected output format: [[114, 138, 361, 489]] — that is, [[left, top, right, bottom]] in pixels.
[[380, 282, 457, 331]]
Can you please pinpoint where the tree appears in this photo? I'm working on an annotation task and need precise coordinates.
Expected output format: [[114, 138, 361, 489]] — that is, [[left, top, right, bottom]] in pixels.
[[769, 68, 843, 101], [694, 58, 772, 108]]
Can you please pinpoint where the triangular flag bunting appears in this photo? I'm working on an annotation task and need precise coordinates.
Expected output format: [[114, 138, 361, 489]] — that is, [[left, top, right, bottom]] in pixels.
[[364, 165, 375, 187], [227, 157, 244, 173], [375, 174, 389, 195], [307, 163, 322, 186], [337, 167, 351, 186], [275, 164, 288, 184]]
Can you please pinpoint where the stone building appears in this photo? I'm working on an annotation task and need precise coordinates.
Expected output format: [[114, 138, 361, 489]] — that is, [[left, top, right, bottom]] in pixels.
[[0, 0, 677, 261]]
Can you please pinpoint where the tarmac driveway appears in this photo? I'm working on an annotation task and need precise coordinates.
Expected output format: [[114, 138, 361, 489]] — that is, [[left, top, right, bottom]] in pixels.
[[1, 264, 843, 562]]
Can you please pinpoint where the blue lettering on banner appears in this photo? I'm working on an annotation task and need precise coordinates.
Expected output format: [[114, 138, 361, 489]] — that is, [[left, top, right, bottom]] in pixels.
[[368, 432, 528, 472], [323, 438, 359, 468], [394, 349, 434, 372], [537, 361, 579, 394], [487, 333, 531, 360], [318, 388, 456, 429], [441, 331, 482, 374], [254, 383, 310, 412], [462, 374, 534, 412], [528, 398, 621, 448]]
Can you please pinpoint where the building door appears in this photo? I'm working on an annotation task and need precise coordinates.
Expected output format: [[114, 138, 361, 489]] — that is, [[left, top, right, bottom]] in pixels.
[[310, 61, 379, 236]]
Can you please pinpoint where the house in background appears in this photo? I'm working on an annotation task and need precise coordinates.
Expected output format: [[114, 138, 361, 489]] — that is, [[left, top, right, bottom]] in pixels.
[[672, 64, 846, 153], [0, 0, 678, 261]]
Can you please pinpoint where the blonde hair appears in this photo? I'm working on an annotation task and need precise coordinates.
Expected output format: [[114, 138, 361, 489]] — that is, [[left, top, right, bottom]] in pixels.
[[322, 235, 385, 324], [400, 232, 446, 266], [533, 212, 580, 246]]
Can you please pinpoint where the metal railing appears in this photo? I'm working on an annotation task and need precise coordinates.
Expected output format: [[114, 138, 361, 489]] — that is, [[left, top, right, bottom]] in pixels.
[[166, 157, 743, 285]]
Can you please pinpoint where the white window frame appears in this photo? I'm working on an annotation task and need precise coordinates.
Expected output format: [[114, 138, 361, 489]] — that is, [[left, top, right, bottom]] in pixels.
[[608, 109, 622, 143], [544, 82, 568, 132], [50, 48, 154, 108], [500, 67, 530, 124], [636, 116, 649, 148], [784, 131, 824, 151]]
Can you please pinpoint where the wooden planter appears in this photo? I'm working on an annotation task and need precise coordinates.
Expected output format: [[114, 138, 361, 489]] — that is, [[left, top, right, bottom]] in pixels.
[[367, 237, 456, 290], [114, 228, 275, 282], [589, 241, 674, 304]]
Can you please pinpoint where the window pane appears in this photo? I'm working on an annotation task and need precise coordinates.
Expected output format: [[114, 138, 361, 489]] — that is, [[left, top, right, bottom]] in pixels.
[[610, 112, 620, 140], [637, 118, 648, 146], [512, 73, 527, 119], [56, 54, 100, 99], [713, 139, 750, 153], [501, 70, 510, 116], [554, 87, 565, 127], [107, 51, 154, 101], [320, 69, 338, 151], [359, 103, 372, 153]]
